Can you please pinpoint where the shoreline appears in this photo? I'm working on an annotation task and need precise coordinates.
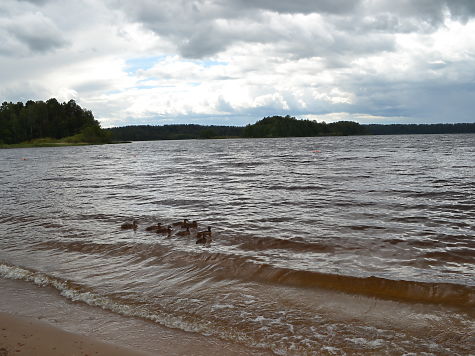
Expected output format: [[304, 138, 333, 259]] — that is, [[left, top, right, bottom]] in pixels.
[[0, 311, 152, 356], [0, 141, 131, 149], [0, 279, 267, 356]]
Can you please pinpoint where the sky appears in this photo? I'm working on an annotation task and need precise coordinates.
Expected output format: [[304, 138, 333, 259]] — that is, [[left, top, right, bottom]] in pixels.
[[1, 0, 474, 127]]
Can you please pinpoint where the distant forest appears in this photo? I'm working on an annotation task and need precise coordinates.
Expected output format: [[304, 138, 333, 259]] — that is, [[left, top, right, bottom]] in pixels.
[[2, 100, 475, 145], [242, 115, 366, 137], [0, 99, 109, 144], [107, 124, 243, 141], [106, 115, 475, 141], [364, 123, 475, 135]]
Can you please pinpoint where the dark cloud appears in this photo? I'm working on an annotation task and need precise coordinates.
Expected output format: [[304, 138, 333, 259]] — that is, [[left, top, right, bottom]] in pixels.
[[1, 0, 474, 125], [17, 0, 51, 4], [10, 26, 66, 53], [111, 0, 475, 59], [446, 0, 475, 21], [342, 69, 475, 123], [365, 0, 475, 27], [234, 0, 362, 15], [0, 10, 67, 56], [113, 0, 360, 58], [179, 29, 231, 58]]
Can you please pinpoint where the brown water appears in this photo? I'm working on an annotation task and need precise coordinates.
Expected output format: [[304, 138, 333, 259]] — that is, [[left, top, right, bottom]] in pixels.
[[0, 134, 474, 355]]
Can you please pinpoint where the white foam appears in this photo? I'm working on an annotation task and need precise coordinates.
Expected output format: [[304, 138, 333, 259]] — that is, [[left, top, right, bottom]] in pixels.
[[321, 346, 342, 354], [211, 303, 235, 311], [1, 263, 280, 352], [345, 337, 385, 348], [0, 263, 209, 335]]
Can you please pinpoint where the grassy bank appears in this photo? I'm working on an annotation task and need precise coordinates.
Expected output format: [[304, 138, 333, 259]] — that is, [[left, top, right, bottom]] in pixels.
[[1, 142, 93, 149], [0, 137, 129, 149]]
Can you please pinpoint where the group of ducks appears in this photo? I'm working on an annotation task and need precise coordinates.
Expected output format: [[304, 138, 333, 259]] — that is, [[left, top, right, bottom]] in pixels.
[[120, 219, 212, 244]]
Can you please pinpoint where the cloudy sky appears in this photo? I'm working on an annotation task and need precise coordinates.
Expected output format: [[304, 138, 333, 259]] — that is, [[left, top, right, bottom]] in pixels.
[[1, 0, 474, 127]]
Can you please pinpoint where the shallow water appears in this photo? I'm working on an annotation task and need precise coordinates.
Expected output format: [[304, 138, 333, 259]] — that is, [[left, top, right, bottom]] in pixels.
[[1, 134, 474, 355]]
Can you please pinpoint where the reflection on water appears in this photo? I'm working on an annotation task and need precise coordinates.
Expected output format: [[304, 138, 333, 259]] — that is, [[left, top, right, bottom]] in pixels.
[[0, 134, 474, 354]]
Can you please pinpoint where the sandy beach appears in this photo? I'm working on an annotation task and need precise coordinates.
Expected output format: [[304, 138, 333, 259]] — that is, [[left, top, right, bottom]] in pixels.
[[0, 312, 152, 356], [0, 279, 265, 356]]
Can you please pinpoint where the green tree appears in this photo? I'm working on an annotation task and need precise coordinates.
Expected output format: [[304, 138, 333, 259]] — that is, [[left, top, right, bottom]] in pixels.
[[0, 98, 110, 144]]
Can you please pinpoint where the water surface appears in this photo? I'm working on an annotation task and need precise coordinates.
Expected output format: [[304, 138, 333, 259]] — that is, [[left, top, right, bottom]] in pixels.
[[1, 134, 474, 355]]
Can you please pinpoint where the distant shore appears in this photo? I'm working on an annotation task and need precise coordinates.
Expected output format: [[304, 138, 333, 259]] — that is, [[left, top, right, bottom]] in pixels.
[[106, 119, 475, 142], [0, 141, 131, 149]]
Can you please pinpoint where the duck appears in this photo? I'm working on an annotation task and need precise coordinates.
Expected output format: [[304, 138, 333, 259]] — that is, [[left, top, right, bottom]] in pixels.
[[196, 236, 207, 244], [196, 226, 212, 244], [196, 226, 211, 239], [156, 225, 172, 236], [172, 219, 189, 227], [121, 220, 137, 230], [145, 222, 162, 231], [184, 220, 198, 229], [176, 227, 191, 237]]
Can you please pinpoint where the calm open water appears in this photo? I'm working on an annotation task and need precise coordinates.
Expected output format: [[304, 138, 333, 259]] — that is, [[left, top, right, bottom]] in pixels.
[[0, 134, 474, 355]]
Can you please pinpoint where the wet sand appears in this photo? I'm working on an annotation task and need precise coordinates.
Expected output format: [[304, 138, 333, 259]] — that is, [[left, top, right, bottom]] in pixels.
[[0, 279, 269, 355], [0, 311, 152, 356]]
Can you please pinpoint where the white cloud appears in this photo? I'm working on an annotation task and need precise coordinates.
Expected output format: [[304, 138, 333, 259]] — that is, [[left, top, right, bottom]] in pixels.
[[0, 0, 474, 127]]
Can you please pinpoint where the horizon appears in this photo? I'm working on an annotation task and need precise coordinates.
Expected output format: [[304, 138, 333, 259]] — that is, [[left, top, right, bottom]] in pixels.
[[1, 1, 474, 128], [104, 118, 475, 129]]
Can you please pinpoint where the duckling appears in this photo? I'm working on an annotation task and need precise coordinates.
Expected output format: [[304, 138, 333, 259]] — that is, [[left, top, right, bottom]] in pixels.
[[156, 225, 172, 236], [196, 236, 207, 244], [176, 227, 191, 237], [196, 226, 212, 244], [184, 220, 198, 229], [172, 219, 188, 227], [196, 226, 211, 239], [145, 222, 161, 231], [121, 220, 137, 230]]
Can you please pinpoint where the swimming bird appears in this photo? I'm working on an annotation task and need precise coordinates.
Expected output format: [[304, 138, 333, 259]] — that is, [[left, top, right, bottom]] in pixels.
[[184, 220, 198, 229], [156, 225, 172, 236], [197, 226, 211, 238], [121, 220, 137, 230], [196, 226, 212, 244], [172, 219, 188, 227], [145, 222, 161, 231], [176, 227, 191, 237]]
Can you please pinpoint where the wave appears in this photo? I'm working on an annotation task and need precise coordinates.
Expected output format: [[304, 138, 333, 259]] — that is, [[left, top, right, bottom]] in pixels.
[[237, 236, 334, 253], [346, 225, 386, 231], [408, 191, 466, 199], [0, 262, 290, 353], [207, 260, 475, 309], [31, 239, 475, 309], [36, 233, 334, 257], [390, 216, 428, 223], [0, 263, 220, 336], [422, 249, 475, 264], [266, 184, 324, 191]]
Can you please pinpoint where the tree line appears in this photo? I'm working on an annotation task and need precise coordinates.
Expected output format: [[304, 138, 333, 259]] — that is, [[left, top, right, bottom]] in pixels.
[[364, 123, 475, 135], [0, 98, 109, 144], [2, 100, 474, 145], [106, 116, 475, 141], [241, 116, 475, 138], [106, 116, 366, 141], [242, 115, 366, 137], [106, 124, 243, 141]]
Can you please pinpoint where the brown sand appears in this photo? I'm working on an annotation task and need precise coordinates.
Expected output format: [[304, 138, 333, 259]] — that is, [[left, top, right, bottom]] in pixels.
[[0, 279, 269, 356], [0, 312, 153, 356]]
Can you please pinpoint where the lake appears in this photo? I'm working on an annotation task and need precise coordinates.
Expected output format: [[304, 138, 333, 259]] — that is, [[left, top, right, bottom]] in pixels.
[[0, 134, 474, 355]]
